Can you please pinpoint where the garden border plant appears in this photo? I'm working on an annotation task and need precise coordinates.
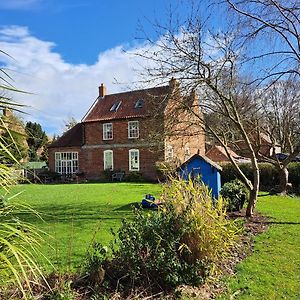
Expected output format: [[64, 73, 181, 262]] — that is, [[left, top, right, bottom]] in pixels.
[[81, 177, 241, 297]]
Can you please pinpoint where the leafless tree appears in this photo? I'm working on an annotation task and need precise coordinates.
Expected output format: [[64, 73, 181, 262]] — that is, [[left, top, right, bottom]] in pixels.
[[136, 6, 262, 217], [259, 79, 300, 193], [225, 0, 300, 83]]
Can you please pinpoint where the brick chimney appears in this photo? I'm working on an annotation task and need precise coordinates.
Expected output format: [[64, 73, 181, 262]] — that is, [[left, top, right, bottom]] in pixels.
[[99, 83, 106, 98], [3, 107, 12, 118], [169, 77, 179, 90]]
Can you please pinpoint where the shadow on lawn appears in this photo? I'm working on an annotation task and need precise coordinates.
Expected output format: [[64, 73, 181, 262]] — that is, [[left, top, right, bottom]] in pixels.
[[114, 202, 140, 211], [13, 202, 135, 224]]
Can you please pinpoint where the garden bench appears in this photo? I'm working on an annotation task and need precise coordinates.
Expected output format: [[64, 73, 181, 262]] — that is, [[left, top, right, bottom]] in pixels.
[[112, 171, 125, 181]]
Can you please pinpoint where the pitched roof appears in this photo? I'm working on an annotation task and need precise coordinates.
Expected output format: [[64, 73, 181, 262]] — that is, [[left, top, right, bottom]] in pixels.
[[48, 123, 84, 148], [207, 145, 240, 159], [82, 85, 170, 122], [180, 154, 223, 171]]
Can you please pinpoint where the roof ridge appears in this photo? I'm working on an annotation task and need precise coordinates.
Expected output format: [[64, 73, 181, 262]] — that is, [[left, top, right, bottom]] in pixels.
[[103, 85, 169, 98]]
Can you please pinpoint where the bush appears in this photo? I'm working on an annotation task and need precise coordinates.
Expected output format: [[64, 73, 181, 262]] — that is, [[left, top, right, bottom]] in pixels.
[[221, 162, 300, 193], [96, 178, 240, 290], [102, 169, 113, 182], [288, 163, 300, 194], [220, 179, 249, 212], [155, 161, 177, 181], [37, 170, 61, 182], [124, 171, 145, 182]]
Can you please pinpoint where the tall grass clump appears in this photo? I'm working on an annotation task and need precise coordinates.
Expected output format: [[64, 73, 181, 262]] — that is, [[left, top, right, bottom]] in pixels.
[[88, 177, 239, 292]]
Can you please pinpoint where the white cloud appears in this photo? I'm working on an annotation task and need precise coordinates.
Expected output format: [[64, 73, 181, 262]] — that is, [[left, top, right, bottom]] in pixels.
[[0, 25, 154, 135]]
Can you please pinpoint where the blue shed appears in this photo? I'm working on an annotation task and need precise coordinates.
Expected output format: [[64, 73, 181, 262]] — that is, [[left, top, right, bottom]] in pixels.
[[178, 154, 222, 199]]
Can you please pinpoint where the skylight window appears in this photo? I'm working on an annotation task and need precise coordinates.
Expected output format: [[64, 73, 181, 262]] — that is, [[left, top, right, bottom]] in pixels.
[[134, 99, 144, 109], [110, 101, 122, 112]]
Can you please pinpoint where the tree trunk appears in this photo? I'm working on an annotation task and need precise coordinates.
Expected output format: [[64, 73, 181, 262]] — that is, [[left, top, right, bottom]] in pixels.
[[246, 165, 260, 217], [278, 166, 289, 195]]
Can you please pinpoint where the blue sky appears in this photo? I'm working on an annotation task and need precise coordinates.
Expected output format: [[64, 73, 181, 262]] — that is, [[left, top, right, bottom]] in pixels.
[[0, 0, 221, 135], [0, 0, 172, 65]]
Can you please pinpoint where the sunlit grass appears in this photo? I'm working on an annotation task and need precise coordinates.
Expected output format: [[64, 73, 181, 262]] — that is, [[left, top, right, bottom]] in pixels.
[[11, 183, 161, 271], [219, 194, 300, 300]]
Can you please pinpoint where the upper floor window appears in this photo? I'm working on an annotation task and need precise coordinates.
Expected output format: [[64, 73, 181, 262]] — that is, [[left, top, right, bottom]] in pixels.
[[55, 152, 78, 175], [128, 121, 139, 139], [103, 123, 113, 140], [166, 145, 174, 162], [129, 149, 139, 171], [103, 150, 113, 170]]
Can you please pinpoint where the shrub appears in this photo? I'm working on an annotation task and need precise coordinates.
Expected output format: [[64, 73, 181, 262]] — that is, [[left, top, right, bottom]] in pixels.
[[37, 170, 61, 182], [124, 172, 145, 182], [102, 169, 113, 182], [155, 161, 177, 181], [220, 179, 249, 211], [104, 178, 239, 289], [288, 163, 300, 194], [221, 162, 300, 193]]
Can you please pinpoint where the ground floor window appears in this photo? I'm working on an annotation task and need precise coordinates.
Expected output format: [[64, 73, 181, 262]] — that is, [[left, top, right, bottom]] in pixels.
[[104, 150, 113, 170], [129, 149, 139, 171], [166, 145, 174, 162], [55, 152, 78, 175]]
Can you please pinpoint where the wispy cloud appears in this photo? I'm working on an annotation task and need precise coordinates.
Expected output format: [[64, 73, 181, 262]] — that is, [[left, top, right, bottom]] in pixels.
[[0, 25, 154, 135], [0, 0, 42, 10]]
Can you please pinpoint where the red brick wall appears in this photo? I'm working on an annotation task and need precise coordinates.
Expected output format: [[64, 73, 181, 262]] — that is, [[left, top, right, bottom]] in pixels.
[[80, 147, 162, 180], [49, 119, 164, 181], [84, 118, 153, 145]]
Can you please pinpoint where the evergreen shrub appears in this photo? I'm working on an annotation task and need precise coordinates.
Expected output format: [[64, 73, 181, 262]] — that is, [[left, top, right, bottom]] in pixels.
[[220, 179, 248, 211]]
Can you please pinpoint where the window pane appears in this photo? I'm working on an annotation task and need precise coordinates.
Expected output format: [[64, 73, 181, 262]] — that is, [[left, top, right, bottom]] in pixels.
[[128, 121, 139, 138], [55, 152, 79, 175], [129, 150, 139, 171], [104, 150, 113, 170], [103, 123, 113, 140]]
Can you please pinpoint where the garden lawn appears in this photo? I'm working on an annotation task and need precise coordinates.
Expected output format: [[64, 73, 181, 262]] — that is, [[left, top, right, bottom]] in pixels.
[[220, 194, 300, 300], [11, 183, 161, 271]]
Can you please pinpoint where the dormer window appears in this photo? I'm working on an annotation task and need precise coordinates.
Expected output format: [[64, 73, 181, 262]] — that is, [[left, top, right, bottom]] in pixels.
[[110, 101, 122, 112], [134, 99, 144, 109]]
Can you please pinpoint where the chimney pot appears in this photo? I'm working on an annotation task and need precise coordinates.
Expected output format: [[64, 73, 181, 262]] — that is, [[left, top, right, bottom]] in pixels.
[[99, 83, 106, 98], [3, 107, 12, 118], [169, 77, 179, 90]]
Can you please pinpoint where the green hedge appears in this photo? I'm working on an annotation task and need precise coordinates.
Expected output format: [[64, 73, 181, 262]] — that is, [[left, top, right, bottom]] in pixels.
[[221, 162, 300, 193]]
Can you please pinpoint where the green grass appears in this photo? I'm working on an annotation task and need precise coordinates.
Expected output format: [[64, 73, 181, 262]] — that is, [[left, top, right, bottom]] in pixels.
[[9, 184, 300, 299], [219, 194, 300, 300], [10, 183, 161, 271]]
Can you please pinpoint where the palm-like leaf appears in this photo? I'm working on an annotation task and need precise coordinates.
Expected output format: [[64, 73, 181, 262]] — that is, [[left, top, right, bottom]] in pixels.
[[0, 50, 48, 298]]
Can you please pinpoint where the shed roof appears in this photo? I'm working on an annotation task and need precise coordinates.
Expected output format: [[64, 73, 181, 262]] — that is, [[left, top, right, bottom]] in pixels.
[[82, 85, 170, 122], [180, 154, 222, 171], [48, 123, 84, 148]]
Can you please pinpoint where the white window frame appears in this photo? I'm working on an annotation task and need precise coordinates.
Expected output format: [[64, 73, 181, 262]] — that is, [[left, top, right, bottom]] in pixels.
[[55, 152, 79, 175], [128, 121, 139, 139], [103, 123, 113, 140], [165, 145, 174, 162], [103, 150, 113, 171], [129, 149, 139, 171], [184, 147, 190, 161]]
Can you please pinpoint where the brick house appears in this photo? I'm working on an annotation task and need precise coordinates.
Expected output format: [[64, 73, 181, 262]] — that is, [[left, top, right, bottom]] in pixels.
[[48, 79, 205, 181]]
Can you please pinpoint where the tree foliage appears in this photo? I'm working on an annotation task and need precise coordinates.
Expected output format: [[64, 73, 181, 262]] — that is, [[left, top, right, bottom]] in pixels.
[[25, 121, 48, 161]]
